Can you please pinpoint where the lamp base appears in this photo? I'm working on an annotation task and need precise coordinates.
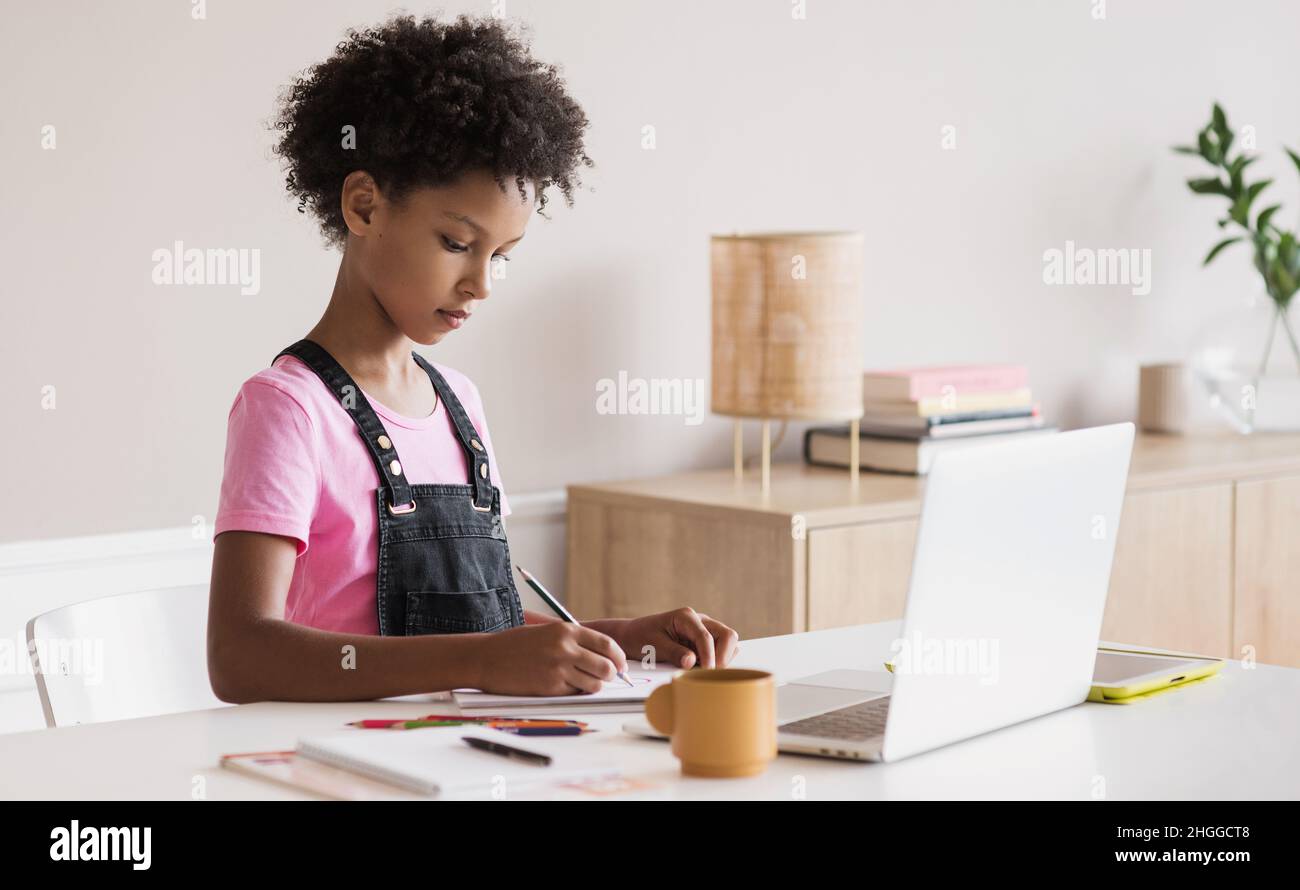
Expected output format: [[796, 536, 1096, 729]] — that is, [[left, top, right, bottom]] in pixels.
[[732, 418, 860, 494]]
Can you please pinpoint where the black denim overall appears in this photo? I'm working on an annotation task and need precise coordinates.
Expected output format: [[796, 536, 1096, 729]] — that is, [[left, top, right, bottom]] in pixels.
[[273, 339, 525, 636]]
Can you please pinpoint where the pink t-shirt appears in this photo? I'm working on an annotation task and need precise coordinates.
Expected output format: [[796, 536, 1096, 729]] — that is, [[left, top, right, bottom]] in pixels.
[[214, 353, 511, 635]]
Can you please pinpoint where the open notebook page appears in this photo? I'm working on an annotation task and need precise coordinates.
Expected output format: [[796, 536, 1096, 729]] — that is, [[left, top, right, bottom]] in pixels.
[[453, 663, 680, 710]]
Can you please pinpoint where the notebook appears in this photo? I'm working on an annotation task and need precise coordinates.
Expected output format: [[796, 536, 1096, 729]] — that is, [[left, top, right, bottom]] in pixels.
[[221, 750, 426, 800], [296, 727, 620, 797], [452, 664, 679, 714]]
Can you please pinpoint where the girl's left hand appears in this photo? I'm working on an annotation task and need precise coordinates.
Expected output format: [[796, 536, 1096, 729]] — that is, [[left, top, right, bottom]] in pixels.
[[607, 607, 740, 669]]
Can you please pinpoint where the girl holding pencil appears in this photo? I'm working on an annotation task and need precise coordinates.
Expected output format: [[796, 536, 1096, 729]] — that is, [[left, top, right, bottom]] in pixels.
[[207, 14, 738, 703]]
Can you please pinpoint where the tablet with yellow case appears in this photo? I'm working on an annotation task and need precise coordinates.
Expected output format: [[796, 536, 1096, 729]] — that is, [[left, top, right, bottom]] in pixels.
[[882, 644, 1225, 705], [1086, 646, 1224, 704]]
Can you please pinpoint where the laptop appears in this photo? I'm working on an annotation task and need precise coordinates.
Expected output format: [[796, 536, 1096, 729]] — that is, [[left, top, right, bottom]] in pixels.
[[625, 422, 1135, 763]]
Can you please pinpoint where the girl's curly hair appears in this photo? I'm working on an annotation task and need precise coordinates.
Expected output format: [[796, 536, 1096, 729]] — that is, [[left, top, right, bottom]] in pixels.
[[272, 13, 593, 248]]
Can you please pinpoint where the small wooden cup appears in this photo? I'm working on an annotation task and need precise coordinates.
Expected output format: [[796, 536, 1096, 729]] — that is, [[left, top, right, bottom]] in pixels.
[[1138, 363, 1191, 433]]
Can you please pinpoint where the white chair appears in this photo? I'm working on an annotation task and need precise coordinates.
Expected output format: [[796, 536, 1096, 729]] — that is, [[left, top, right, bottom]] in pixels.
[[25, 584, 229, 727]]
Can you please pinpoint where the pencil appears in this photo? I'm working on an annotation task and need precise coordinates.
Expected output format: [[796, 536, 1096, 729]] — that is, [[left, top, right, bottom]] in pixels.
[[348, 715, 590, 728], [515, 564, 635, 688], [387, 720, 466, 730]]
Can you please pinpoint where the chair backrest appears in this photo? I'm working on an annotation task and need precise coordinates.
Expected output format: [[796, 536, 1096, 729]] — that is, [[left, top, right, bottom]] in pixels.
[[26, 584, 228, 727]]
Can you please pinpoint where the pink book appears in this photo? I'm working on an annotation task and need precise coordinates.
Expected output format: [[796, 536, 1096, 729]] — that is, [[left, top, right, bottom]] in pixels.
[[861, 364, 1030, 402]]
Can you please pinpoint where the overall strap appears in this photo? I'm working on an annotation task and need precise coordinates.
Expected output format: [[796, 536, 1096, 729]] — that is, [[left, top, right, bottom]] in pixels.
[[272, 339, 416, 515], [411, 352, 494, 512]]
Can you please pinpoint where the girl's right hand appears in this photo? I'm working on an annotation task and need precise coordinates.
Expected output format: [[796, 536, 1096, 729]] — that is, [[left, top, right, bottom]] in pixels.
[[471, 622, 629, 695]]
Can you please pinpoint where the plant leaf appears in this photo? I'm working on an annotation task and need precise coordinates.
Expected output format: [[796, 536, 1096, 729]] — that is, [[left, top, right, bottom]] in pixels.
[[1257, 204, 1282, 231], [1212, 103, 1228, 135], [1230, 197, 1249, 225], [1230, 179, 1273, 224], [1172, 145, 1201, 155], [1203, 237, 1243, 265], [1211, 105, 1232, 157], [1279, 231, 1297, 272], [1198, 130, 1219, 164], [1229, 159, 1245, 194], [1245, 179, 1273, 208], [1287, 147, 1300, 178], [1227, 156, 1257, 193], [1218, 130, 1234, 158], [1188, 177, 1230, 196]]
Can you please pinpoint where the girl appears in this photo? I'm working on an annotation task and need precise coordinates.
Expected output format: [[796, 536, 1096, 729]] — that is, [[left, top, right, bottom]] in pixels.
[[207, 14, 738, 703]]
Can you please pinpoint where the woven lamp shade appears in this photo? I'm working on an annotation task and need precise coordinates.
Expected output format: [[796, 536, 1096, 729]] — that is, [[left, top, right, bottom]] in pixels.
[[711, 231, 864, 421]]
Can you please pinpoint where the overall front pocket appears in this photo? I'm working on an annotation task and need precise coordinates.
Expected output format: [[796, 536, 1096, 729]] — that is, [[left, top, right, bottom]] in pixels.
[[404, 588, 512, 635]]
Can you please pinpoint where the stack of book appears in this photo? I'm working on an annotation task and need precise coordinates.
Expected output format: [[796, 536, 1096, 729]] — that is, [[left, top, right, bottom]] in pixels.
[[804, 364, 1057, 475]]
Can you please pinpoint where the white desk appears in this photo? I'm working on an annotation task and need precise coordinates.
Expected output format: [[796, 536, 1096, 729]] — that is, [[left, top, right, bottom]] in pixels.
[[1, 622, 1296, 800]]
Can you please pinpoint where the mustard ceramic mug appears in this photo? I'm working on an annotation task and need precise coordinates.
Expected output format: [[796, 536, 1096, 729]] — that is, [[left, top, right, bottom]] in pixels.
[[644, 668, 777, 778]]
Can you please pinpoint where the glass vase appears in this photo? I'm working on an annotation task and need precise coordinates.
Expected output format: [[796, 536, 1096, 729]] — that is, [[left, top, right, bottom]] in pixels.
[[1188, 290, 1300, 433]]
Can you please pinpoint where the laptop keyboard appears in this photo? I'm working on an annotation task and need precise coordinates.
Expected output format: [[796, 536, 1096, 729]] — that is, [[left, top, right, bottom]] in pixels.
[[780, 696, 891, 741]]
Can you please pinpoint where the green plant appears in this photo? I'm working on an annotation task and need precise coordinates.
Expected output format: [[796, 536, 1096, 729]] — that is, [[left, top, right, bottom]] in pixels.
[[1175, 103, 1300, 372]]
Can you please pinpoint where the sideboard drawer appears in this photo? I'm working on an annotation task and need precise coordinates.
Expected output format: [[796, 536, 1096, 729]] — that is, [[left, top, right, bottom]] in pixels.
[[1102, 483, 1234, 656], [1234, 474, 1300, 667], [807, 519, 917, 631], [566, 498, 802, 638]]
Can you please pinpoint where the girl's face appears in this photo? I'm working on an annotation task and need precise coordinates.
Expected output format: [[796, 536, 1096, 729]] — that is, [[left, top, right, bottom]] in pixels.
[[346, 167, 536, 346]]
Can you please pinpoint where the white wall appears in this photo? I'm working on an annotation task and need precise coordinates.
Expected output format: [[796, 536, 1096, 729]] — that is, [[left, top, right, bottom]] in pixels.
[[4, 0, 1299, 543]]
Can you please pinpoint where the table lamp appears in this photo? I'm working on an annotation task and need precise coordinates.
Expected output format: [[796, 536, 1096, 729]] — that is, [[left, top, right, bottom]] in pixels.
[[711, 230, 865, 492]]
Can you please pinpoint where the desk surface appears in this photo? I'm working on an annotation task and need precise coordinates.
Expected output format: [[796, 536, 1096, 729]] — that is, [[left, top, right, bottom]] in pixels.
[[2, 622, 1296, 800]]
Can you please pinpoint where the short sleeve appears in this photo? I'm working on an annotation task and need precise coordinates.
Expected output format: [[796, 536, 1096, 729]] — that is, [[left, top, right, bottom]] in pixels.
[[214, 380, 321, 556]]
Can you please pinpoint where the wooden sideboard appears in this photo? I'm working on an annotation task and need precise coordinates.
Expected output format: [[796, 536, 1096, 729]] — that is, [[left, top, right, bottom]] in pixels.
[[565, 432, 1300, 668]]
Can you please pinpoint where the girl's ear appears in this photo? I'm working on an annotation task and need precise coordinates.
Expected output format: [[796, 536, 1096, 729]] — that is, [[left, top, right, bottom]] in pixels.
[[340, 170, 381, 237]]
